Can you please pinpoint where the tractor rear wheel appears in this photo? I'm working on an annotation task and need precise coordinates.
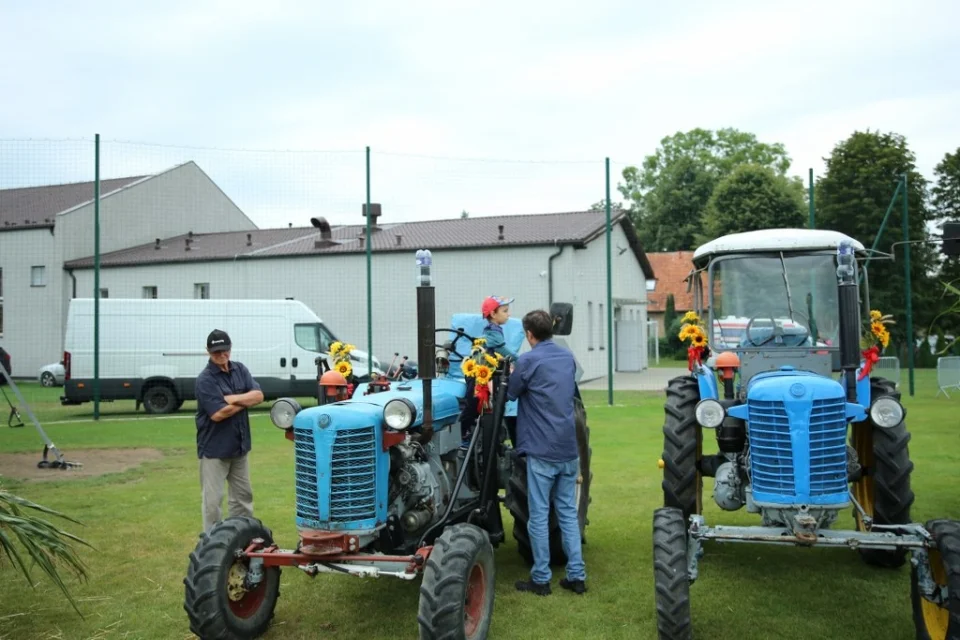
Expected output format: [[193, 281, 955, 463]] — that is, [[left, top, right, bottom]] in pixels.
[[661, 375, 702, 523], [653, 507, 692, 640], [851, 376, 915, 568], [911, 519, 960, 640], [183, 516, 281, 639], [505, 397, 592, 567], [418, 523, 495, 640]]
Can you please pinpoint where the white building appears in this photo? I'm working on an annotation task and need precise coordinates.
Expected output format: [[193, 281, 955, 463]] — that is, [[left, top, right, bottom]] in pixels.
[[2, 162, 655, 382], [0, 162, 256, 375]]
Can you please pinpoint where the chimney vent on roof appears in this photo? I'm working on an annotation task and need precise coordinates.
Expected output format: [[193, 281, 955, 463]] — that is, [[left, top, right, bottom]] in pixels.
[[246, 233, 252, 246], [498, 224, 504, 241], [310, 217, 332, 240], [24, 219, 30, 225], [185, 237, 192, 251], [358, 235, 365, 248], [188, 230, 194, 238], [155, 238, 161, 250], [395, 234, 402, 246], [288, 223, 292, 228], [362, 203, 382, 230]]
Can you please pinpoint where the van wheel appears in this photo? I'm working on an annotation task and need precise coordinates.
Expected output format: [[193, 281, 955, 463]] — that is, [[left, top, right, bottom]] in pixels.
[[143, 384, 177, 414]]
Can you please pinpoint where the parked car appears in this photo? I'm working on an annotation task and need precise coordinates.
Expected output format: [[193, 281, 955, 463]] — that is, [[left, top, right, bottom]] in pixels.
[[38, 361, 65, 387]]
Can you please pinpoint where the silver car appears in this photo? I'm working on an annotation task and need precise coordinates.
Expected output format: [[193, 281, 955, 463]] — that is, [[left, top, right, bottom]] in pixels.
[[38, 361, 65, 387]]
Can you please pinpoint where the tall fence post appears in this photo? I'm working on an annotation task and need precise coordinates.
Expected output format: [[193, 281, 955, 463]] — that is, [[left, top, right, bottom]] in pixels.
[[93, 133, 101, 420], [605, 157, 613, 406], [808, 168, 815, 229], [366, 146, 373, 374], [902, 173, 914, 396]]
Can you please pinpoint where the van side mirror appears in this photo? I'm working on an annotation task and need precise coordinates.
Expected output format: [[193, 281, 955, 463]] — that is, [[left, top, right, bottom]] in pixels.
[[550, 302, 574, 336]]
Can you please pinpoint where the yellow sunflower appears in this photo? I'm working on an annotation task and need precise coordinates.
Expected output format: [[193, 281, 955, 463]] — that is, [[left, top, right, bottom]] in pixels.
[[681, 311, 701, 324], [692, 333, 706, 347], [335, 361, 353, 377], [462, 359, 477, 377], [484, 354, 499, 367], [870, 310, 882, 322], [474, 365, 492, 385], [329, 341, 343, 357]]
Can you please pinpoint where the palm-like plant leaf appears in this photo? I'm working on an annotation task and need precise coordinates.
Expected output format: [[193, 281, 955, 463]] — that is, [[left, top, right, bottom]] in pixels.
[[0, 488, 93, 617]]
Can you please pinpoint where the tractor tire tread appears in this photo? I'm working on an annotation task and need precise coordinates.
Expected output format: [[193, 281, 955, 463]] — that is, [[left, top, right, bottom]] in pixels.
[[661, 375, 701, 523], [912, 519, 960, 639], [653, 507, 692, 640]]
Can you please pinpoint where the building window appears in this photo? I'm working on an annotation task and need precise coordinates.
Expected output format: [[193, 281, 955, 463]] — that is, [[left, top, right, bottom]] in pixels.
[[587, 301, 594, 350], [599, 303, 605, 350], [194, 283, 210, 299], [143, 286, 158, 299], [31, 266, 46, 287], [99, 288, 109, 298]]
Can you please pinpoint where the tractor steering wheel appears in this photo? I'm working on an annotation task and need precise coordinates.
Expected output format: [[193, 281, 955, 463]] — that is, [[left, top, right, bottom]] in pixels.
[[433, 327, 477, 353], [745, 314, 782, 347]]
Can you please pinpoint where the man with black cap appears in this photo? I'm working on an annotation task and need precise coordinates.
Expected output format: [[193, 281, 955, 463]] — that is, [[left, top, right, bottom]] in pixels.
[[195, 329, 264, 532]]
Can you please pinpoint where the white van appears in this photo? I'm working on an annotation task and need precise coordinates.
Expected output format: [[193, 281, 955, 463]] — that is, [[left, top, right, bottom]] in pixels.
[[61, 298, 381, 413]]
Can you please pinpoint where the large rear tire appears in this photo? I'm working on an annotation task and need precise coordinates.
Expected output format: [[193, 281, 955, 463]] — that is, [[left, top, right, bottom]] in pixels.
[[851, 376, 915, 568], [418, 523, 495, 640], [653, 507, 692, 640], [911, 519, 960, 640], [506, 396, 592, 567], [183, 516, 281, 639], [661, 375, 702, 523]]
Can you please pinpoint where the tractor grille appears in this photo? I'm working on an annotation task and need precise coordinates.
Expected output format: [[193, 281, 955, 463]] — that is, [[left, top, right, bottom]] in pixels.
[[294, 428, 319, 521], [329, 427, 377, 522], [747, 400, 796, 495], [808, 398, 849, 497]]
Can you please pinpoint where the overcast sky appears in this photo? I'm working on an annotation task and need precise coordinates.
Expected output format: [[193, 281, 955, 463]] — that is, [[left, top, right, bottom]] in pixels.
[[1, 0, 958, 229]]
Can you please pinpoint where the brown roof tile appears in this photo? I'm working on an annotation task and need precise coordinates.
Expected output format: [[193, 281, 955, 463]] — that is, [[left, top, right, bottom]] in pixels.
[[0, 176, 147, 230], [63, 210, 654, 278], [646, 251, 696, 313]]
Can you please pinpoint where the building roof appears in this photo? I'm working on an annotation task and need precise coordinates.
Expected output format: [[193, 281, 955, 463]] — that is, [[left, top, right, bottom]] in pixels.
[[646, 251, 696, 313], [0, 176, 147, 231], [64, 210, 655, 278]]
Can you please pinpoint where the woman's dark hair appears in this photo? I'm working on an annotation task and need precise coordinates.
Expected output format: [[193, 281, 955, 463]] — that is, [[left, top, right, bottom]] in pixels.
[[522, 310, 554, 341]]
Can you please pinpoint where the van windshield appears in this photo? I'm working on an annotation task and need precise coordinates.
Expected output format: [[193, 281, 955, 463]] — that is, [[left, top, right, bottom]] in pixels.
[[294, 323, 339, 353]]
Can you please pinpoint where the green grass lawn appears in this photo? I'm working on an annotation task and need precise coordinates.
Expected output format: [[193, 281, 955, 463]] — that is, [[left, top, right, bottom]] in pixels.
[[0, 371, 957, 639]]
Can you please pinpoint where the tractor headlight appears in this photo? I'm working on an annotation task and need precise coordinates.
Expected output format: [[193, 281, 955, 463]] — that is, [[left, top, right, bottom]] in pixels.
[[869, 396, 905, 428], [695, 399, 725, 428], [384, 398, 416, 430], [270, 398, 301, 430]]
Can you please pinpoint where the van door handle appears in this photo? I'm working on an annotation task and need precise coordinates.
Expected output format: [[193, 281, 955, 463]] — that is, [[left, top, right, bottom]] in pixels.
[[280, 358, 286, 367], [292, 358, 298, 368]]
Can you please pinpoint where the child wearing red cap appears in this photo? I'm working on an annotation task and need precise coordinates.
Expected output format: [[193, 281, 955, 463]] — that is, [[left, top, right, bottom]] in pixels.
[[460, 295, 518, 451]]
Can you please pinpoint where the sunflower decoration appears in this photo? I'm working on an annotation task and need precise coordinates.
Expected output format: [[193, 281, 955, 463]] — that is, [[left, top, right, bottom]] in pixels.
[[460, 338, 504, 412], [678, 311, 709, 371], [329, 341, 355, 379], [857, 309, 895, 380]]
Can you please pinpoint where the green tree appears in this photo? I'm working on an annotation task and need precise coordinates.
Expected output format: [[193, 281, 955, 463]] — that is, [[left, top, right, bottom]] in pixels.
[[815, 130, 938, 345], [664, 293, 677, 330], [700, 164, 806, 242], [617, 128, 796, 251], [588, 200, 623, 212], [1, 488, 91, 616], [932, 148, 960, 224]]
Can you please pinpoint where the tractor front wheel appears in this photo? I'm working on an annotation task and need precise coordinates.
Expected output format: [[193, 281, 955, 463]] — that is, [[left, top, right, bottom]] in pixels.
[[505, 396, 592, 566], [653, 507, 692, 640], [661, 375, 702, 522], [911, 519, 960, 640], [183, 517, 281, 639], [418, 523, 495, 640], [851, 376, 915, 568]]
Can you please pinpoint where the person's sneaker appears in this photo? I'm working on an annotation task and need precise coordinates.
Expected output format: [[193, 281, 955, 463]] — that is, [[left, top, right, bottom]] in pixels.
[[559, 578, 587, 594], [515, 579, 551, 596]]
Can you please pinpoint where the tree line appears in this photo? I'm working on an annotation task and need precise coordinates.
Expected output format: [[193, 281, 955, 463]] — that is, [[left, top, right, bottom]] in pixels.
[[607, 127, 960, 352]]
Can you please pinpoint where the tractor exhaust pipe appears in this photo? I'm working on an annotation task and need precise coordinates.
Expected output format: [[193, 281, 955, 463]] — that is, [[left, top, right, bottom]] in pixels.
[[416, 250, 435, 434], [836, 240, 860, 401]]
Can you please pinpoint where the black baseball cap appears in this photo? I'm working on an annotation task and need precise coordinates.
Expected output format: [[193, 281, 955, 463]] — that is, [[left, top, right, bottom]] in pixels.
[[207, 329, 232, 352]]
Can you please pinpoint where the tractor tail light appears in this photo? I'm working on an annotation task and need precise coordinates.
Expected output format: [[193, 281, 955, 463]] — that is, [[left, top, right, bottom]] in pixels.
[[63, 351, 71, 381]]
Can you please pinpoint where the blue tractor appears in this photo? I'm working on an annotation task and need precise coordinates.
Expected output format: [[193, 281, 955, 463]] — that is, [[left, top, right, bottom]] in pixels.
[[653, 229, 960, 639], [183, 251, 592, 640]]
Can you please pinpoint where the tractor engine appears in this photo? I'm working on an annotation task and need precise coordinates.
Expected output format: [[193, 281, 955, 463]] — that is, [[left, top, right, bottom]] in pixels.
[[713, 367, 854, 532]]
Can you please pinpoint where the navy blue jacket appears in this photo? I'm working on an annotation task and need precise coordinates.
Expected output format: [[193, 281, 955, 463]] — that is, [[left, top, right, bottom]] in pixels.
[[195, 360, 261, 459], [506, 339, 578, 462]]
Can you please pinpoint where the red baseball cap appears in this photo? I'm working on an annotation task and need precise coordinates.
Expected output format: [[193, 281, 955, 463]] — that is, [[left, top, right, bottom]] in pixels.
[[481, 295, 514, 318]]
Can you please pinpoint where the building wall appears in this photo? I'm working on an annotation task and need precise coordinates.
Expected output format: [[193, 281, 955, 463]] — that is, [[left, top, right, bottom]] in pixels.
[[70, 221, 650, 380], [0, 228, 61, 375]]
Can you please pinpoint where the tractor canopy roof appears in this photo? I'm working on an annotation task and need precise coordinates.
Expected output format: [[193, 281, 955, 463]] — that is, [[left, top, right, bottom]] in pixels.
[[693, 229, 865, 266]]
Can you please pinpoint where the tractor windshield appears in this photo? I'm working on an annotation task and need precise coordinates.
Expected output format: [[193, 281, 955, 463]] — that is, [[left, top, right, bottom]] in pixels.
[[708, 252, 839, 351]]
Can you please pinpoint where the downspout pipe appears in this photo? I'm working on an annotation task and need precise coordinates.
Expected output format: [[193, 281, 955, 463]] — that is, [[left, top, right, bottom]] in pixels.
[[547, 241, 564, 306]]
